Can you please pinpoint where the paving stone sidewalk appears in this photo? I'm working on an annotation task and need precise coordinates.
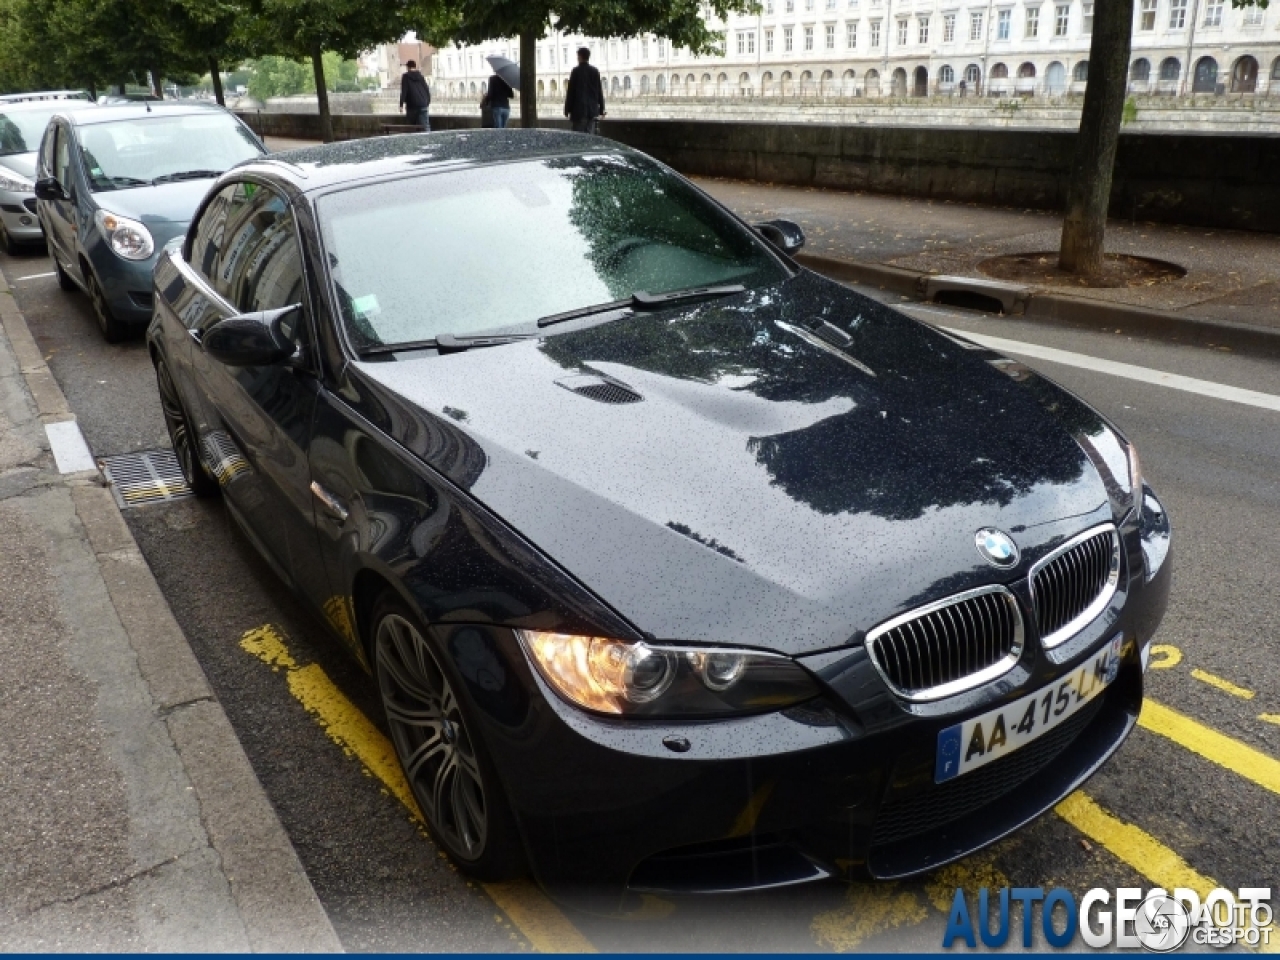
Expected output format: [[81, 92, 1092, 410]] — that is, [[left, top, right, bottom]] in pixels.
[[696, 178, 1280, 332], [0, 265, 342, 951]]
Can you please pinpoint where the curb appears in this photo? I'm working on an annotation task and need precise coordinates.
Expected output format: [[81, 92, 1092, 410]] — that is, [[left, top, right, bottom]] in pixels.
[[0, 265, 343, 952], [796, 251, 1280, 360]]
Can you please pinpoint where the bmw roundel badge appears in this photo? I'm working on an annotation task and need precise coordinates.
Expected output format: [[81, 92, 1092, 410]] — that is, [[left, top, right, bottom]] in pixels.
[[974, 528, 1019, 568]]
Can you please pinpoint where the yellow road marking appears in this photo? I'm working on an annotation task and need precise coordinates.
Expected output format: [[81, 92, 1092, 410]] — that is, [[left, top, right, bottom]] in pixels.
[[1141, 699, 1280, 797], [240, 625, 596, 953], [728, 781, 775, 838], [812, 883, 928, 952], [1260, 714, 1280, 727], [1147, 644, 1183, 670], [1191, 669, 1256, 700], [1057, 792, 1279, 954]]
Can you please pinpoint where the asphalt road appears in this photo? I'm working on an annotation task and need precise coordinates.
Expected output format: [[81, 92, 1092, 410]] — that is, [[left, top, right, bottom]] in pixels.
[[3, 240, 1277, 953]]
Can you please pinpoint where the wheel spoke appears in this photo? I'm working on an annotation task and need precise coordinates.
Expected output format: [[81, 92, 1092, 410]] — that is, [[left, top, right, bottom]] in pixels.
[[402, 729, 448, 783], [376, 643, 435, 705], [382, 696, 440, 729], [452, 769, 484, 855], [431, 753, 456, 825]]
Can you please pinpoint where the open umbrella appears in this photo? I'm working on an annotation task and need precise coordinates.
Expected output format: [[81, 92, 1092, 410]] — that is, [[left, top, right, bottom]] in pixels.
[[485, 55, 521, 92]]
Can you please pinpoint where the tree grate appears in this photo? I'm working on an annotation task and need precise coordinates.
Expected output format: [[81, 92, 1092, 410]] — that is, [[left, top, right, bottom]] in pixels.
[[100, 448, 192, 508]]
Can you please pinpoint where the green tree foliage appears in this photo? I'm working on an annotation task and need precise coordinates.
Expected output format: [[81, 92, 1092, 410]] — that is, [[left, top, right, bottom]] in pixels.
[[422, 0, 755, 126], [244, 52, 363, 100]]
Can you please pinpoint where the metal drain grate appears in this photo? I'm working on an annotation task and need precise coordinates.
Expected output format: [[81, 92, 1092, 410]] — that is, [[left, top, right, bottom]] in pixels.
[[100, 448, 192, 508]]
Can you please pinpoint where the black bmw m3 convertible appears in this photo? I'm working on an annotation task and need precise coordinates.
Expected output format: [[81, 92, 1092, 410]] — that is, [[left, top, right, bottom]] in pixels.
[[147, 130, 1172, 900]]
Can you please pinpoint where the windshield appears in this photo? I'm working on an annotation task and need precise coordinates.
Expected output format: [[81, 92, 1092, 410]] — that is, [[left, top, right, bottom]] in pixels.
[[77, 112, 262, 190], [317, 154, 788, 351], [0, 106, 69, 157]]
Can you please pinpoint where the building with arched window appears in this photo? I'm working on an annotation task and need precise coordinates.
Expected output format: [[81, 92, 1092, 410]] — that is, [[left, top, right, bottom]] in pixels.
[[430, 1, 1278, 102]]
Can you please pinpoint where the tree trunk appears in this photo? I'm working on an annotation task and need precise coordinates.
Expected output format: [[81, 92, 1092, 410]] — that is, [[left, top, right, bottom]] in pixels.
[[311, 46, 334, 143], [210, 56, 225, 107], [150, 68, 164, 99], [519, 29, 537, 128], [1058, 0, 1134, 277]]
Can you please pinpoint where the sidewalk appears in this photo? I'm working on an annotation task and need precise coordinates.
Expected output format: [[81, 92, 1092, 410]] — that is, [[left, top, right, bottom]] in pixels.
[[0, 265, 341, 951]]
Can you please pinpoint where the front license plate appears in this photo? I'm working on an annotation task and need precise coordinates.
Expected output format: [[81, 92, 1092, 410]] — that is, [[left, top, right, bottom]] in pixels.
[[934, 634, 1123, 783]]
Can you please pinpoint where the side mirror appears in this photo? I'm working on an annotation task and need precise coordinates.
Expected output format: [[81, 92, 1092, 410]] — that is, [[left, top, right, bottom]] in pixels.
[[754, 219, 806, 255], [34, 177, 66, 202], [203, 304, 302, 367]]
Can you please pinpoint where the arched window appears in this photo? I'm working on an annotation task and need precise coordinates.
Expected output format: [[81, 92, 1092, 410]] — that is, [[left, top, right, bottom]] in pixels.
[[1160, 57, 1181, 82], [469, 81, 477, 94], [550, 78, 558, 94], [623, 75, 632, 92], [1046, 61, 1065, 92], [686, 73, 696, 88], [1130, 58, 1151, 83], [739, 72, 752, 95], [820, 69, 835, 95], [912, 65, 928, 95], [1017, 62, 1037, 78], [762, 70, 775, 94], [842, 68, 856, 96], [1274, 56, 1280, 81], [965, 63, 981, 84], [640, 75, 649, 94], [480, 80, 488, 94], [655, 74, 665, 94], [939, 64, 955, 83], [800, 69, 815, 95], [865, 68, 880, 95], [1073, 60, 1089, 81], [611, 75, 621, 93], [990, 62, 1009, 79], [1192, 56, 1217, 91], [1231, 55, 1258, 92], [717, 71, 728, 96], [891, 67, 907, 96], [537, 79, 545, 94], [781, 69, 794, 96]]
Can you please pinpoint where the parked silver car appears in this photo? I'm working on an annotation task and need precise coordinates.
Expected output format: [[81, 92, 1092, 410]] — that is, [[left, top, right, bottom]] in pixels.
[[0, 98, 96, 252]]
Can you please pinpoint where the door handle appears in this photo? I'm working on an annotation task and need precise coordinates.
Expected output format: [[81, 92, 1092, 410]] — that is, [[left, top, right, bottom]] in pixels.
[[310, 481, 349, 522]]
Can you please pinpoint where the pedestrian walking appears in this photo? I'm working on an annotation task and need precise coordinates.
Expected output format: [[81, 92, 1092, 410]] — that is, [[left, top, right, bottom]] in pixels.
[[399, 60, 431, 131], [485, 72, 514, 128], [564, 47, 605, 134]]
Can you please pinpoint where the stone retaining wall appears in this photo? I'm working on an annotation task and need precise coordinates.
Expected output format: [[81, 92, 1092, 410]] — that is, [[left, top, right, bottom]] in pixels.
[[238, 111, 1280, 233]]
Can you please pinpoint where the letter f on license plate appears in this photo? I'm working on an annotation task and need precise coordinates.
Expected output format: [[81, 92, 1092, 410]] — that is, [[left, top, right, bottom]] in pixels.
[[934, 635, 1123, 783]]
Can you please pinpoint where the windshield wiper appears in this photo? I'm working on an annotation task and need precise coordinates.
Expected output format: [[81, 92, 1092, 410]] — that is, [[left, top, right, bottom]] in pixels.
[[151, 170, 223, 184], [536, 284, 745, 329], [93, 175, 150, 189], [356, 331, 536, 358]]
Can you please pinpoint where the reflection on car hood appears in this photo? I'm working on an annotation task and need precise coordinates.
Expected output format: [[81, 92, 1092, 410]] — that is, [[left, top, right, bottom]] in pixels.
[[355, 273, 1113, 655], [92, 178, 213, 225], [0, 152, 36, 182]]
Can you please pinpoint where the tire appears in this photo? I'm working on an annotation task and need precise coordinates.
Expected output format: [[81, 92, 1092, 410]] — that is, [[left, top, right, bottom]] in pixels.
[[0, 219, 13, 255], [154, 358, 220, 498], [372, 593, 525, 881], [54, 257, 77, 291], [87, 270, 129, 343]]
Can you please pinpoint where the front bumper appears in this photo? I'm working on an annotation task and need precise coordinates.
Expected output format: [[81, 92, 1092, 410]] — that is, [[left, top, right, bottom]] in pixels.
[[0, 190, 43, 244], [84, 235, 158, 327], [438, 488, 1172, 906]]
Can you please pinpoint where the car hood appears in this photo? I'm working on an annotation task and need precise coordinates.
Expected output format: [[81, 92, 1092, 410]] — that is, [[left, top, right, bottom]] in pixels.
[[92, 178, 214, 225], [0, 152, 36, 182], [355, 273, 1116, 655]]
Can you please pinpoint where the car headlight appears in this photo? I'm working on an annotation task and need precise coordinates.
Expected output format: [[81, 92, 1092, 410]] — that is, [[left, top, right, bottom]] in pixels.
[[517, 630, 820, 718], [1080, 423, 1142, 516], [94, 210, 154, 260], [0, 171, 34, 194]]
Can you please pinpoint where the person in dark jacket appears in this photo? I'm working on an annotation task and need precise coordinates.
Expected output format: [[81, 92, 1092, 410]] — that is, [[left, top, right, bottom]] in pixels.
[[486, 73, 514, 128], [564, 47, 605, 133], [399, 60, 431, 130]]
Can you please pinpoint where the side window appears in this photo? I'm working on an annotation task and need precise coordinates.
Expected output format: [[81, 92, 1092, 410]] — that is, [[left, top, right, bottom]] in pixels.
[[216, 185, 305, 317], [40, 124, 57, 178], [188, 183, 237, 282]]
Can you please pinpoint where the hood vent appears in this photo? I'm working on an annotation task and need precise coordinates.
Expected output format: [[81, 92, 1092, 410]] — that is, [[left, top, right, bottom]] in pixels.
[[556, 374, 643, 405]]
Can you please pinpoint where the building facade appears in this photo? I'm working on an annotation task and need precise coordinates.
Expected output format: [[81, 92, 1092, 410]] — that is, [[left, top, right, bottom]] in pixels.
[[431, 0, 1278, 100], [358, 39, 435, 90]]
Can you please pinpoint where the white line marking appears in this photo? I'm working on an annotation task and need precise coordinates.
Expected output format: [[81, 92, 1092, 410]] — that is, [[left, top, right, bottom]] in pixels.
[[44, 420, 97, 474], [943, 327, 1280, 414], [15, 271, 55, 282]]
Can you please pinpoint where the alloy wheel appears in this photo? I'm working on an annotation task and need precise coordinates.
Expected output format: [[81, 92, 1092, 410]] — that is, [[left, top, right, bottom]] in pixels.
[[155, 360, 218, 497], [376, 612, 488, 861]]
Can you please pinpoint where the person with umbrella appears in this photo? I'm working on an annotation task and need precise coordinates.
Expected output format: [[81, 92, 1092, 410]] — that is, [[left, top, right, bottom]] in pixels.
[[484, 56, 520, 129], [565, 47, 605, 134]]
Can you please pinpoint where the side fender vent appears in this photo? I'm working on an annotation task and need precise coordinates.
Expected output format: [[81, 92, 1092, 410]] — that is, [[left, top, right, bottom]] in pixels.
[[556, 374, 643, 404]]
